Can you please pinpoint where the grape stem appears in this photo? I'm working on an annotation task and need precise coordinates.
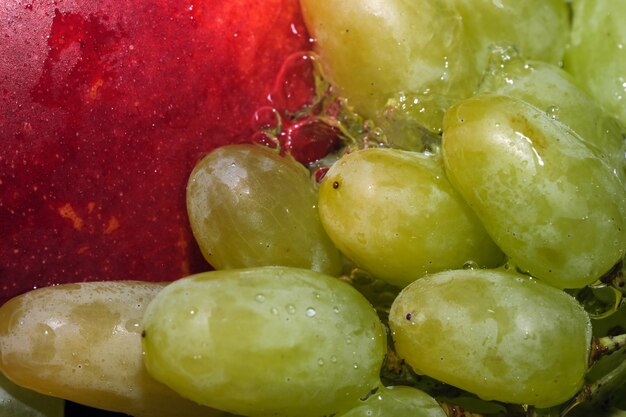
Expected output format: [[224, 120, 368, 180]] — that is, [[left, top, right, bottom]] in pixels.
[[561, 337, 626, 416], [589, 334, 626, 366]]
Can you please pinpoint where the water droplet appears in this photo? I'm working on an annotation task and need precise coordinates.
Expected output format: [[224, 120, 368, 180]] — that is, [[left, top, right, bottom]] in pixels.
[[346, 336, 352, 344], [286, 304, 296, 315], [546, 105, 560, 120], [333, 306, 340, 314], [125, 319, 141, 333], [255, 294, 265, 303], [270, 307, 279, 315], [353, 363, 359, 369], [189, 308, 197, 316], [463, 261, 478, 270], [305, 307, 317, 317], [330, 355, 337, 363], [317, 358, 325, 366]]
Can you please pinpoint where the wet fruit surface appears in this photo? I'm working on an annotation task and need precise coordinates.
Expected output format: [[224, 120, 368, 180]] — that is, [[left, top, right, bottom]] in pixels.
[[0, 0, 314, 304]]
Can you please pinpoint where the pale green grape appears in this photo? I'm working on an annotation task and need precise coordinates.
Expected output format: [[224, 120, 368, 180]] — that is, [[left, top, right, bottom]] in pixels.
[[0, 373, 63, 417], [336, 385, 447, 417], [479, 48, 626, 172], [318, 148, 504, 288], [142, 266, 387, 417], [389, 268, 592, 407], [299, 0, 568, 131], [457, 0, 569, 67], [564, 0, 626, 127], [186, 144, 342, 276], [442, 94, 626, 288], [300, 0, 480, 124], [0, 282, 220, 417]]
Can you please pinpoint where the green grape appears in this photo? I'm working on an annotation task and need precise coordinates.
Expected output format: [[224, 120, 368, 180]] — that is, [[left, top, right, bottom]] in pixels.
[[186, 144, 342, 276], [442, 94, 626, 289], [0, 282, 220, 417], [336, 385, 447, 417], [457, 0, 569, 66], [388, 268, 592, 407], [299, 0, 480, 124], [564, 0, 626, 127], [317, 148, 504, 288], [479, 47, 626, 172], [299, 0, 568, 130], [0, 372, 63, 417], [141, 266, 387, 417]]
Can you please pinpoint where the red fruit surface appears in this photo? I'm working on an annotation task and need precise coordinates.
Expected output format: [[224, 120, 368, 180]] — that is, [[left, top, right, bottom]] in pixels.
[[0, 0, 315, 304]]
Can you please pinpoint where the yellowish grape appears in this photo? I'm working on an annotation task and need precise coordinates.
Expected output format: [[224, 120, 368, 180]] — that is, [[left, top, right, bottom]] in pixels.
[[389, 269, 592, 407], [187, 144, 342, 275], [0, 282, 221, 417], [300, 0, 568, 131], [442, 94, 626, 288], [142, 266, 387, 417], [318, 148, 504, 288]]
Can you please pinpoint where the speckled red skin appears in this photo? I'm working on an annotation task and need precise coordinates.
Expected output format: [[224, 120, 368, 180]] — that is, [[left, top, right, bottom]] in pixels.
[[0, 0, 314, 303]]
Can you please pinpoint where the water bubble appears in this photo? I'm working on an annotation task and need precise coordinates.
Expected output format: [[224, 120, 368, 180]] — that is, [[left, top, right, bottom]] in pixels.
[[546, 105, 560, 120], [305, 307, 317, 317], [463, 261, 479, 270], [317, 358, 325, 366], [255, 294, 266, 303], [189, 308, 197, 316], [333, 306, 340, 314], [353, 363, 359, 369], [270, 307, 279, 315], [330, 355, 337, 363], [286, 304, 296, 315], [346, 336, 352, 344]]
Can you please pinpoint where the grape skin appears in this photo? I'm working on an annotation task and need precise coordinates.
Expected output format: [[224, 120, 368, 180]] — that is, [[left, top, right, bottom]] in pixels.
[[389, 269, 592, 408], [336, 385, 447, 417], [186, 144, 342, 276], [317, 147, 504, 288], [0, 282, 219, 417], [442, 94, 626, 289], [142, 266, 387, 417]]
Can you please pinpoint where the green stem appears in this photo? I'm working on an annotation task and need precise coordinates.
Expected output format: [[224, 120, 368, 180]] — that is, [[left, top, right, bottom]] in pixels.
[[589, 334, 626, 366]]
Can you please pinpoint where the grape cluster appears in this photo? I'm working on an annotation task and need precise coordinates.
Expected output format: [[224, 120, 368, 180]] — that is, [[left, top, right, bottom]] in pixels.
[[0, 1, 626, 417]]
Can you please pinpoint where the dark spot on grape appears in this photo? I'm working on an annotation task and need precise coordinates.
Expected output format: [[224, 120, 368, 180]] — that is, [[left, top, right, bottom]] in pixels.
[[141, 330, 146, 338], [332, 181, 340, 189], [405, 313, 412, 321]]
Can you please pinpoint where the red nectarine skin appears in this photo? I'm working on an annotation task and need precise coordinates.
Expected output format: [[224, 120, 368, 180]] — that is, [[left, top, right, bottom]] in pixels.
[[0, 0, 314, 304]]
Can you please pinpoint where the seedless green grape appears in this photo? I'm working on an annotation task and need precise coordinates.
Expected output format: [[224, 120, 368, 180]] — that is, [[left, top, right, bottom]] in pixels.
[[0, 282, 219, 417], [564, 0, 626, 127], [300, 0, 568, 131], [142, 266, 387, 417], [479, 48, 626, 172], [318, 148, 504, 288], [300, 0, 479, 124], [442, 94, 626, 288], [389, 269, 592, 407], [187, 144, 342, 276], [336, 385, 447, 417]]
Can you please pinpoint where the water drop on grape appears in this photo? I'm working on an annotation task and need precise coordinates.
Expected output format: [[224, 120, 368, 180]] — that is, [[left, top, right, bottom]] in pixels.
[[255, 294, 266, 303], [305, 307, 317, 317], [286, 304, 296, 315]]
